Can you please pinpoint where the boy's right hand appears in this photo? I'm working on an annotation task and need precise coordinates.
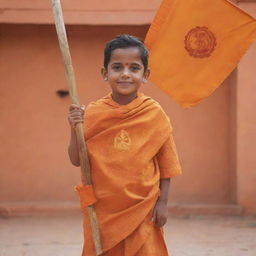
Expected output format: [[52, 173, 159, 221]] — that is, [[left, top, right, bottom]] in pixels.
[[68, 104, 85, 129]]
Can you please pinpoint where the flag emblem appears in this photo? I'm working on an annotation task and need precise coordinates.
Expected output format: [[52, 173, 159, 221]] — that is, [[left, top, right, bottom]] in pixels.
[[184, 26, 217, 58]]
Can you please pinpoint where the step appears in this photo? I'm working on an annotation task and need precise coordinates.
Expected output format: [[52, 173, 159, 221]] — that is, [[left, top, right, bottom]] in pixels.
[[0, 201, 243, 217]]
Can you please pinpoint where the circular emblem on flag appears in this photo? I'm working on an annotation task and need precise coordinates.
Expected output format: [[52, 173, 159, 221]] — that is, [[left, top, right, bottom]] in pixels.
[[184, 26, 217, 58]]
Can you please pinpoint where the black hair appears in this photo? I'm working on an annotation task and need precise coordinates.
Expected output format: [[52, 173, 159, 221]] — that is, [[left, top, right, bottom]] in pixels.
[[103, 34, 148, 71]]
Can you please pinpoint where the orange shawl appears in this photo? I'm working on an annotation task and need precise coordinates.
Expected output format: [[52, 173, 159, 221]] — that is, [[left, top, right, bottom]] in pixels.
[[76, 93, 181, 255]]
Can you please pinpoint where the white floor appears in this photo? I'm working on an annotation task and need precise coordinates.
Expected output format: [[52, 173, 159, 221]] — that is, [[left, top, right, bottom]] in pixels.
[[0, 215, 255, 256]]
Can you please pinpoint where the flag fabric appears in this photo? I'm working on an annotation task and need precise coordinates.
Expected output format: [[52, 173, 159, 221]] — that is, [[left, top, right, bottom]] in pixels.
[[145, 0, 256, 107]]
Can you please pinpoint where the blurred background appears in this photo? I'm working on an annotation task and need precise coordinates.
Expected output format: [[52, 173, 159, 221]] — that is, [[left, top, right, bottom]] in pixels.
[[0, 0, 255, 217]]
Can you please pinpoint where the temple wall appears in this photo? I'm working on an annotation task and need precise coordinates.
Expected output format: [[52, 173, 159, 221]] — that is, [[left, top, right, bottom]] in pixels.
[[0, 0, 255, 214]]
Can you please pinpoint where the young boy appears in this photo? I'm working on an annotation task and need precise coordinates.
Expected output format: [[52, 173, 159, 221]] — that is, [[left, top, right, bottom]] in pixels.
[[68, 34, 182, 256]]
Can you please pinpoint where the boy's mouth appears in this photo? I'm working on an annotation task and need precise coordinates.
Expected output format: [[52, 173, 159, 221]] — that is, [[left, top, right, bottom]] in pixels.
[[117, 81, 133, 85]]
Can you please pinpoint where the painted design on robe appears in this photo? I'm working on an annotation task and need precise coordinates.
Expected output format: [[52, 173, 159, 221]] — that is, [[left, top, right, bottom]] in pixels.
[[114, 130, 132, 152]]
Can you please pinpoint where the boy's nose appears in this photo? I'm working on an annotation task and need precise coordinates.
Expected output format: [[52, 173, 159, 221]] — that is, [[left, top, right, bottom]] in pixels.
[[121, 68, 130, 78]]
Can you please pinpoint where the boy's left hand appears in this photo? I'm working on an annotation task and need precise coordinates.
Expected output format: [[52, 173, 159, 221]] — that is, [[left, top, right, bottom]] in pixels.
[[151, 200, 168, 227]]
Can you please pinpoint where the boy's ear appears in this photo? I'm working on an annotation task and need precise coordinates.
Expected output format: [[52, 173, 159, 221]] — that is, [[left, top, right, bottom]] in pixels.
[[143, 69, 150, 82], [101, 67, 108, 81]]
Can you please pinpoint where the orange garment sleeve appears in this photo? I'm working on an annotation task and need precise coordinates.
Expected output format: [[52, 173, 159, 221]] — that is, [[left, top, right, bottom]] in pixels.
[[156, 133, 182, 179]]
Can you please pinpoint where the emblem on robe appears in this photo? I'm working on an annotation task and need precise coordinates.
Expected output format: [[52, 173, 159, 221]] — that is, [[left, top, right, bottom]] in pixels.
[[114, 130, 132, 152], [184, 26, 217, 58]]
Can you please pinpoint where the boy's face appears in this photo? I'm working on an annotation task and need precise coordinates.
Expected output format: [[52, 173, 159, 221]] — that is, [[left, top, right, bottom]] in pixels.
[[101, 47, 150, 97]]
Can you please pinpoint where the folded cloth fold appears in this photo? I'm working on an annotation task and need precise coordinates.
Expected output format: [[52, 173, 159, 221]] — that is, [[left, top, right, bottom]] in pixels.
[[74, 184, 98, 210]]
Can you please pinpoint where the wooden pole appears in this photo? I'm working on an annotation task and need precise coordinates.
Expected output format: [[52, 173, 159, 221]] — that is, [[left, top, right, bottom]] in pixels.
[[50, 0, 103, 255]]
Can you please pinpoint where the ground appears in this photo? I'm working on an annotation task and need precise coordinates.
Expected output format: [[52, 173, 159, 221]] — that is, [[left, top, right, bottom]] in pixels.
[[0, 215, 255, 256]]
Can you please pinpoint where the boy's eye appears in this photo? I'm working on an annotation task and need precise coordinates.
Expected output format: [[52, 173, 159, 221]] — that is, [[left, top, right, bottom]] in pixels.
[[130, 66, 140, 71], [112, 65, 122, 70]]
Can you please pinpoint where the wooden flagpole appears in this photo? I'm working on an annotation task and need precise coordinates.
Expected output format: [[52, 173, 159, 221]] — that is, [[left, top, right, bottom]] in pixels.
[[50, 0, 103, 255]]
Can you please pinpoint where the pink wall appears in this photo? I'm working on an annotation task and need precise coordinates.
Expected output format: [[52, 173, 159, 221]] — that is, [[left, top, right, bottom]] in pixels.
[[0, 24, 235, 205], [236, 2, 256, 215], [0, 0, 160, 25], [0, 0, 255, 214]]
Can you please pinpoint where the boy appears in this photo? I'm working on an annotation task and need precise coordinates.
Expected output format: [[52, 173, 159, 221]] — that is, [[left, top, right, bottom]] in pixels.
[[68, 34, 182, 256]]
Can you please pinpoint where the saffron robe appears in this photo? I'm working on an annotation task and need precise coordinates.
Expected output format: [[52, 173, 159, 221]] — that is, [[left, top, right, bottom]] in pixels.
[[77, 93, 182, 256]]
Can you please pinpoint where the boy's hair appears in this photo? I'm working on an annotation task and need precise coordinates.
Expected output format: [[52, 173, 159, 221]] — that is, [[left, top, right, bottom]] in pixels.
[[103, 34, 149, 71]]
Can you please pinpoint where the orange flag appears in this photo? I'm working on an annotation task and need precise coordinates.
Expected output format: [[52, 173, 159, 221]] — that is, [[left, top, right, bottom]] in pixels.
[[145, 0, 256, 107]]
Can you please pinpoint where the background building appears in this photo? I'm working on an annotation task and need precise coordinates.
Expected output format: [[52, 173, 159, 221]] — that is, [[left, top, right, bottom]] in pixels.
[[0, 0, 255, 215]]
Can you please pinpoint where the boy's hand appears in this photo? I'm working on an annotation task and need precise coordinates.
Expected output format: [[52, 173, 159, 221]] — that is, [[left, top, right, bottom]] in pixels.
[[68, 104, 85, 129], [151, 200, 168, 227]]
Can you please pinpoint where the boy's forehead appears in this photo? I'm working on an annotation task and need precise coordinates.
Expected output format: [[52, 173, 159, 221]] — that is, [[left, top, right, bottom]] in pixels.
[[109, 47, 143, 64]]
